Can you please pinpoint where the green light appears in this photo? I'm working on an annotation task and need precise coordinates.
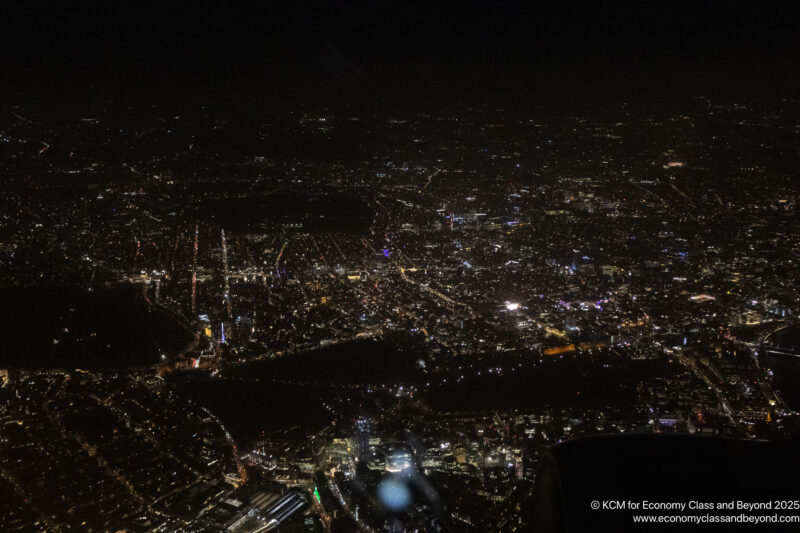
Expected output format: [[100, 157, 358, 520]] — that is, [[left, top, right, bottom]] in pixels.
[[313, 486, 321, 504]]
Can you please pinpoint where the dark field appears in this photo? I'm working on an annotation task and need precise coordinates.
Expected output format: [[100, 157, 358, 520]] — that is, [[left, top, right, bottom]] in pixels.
[[0, 286, 193, 369], [192, 192, 374, 234]]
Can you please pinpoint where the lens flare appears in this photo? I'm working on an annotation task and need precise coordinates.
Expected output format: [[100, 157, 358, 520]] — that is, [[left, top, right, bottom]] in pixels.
[[377, 479, 411, 511]]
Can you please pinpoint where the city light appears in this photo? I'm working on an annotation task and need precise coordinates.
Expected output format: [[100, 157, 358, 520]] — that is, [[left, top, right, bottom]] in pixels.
[[1, 4, 797, 531]]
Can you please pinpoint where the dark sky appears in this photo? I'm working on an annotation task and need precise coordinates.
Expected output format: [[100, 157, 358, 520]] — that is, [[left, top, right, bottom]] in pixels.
[[3, 1, 800, 103]]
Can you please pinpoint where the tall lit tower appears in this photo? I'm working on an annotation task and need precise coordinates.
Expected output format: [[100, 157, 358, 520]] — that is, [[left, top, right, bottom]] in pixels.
[[191, 223, 198, 315], [444, 210, 453, 231], [221, 229, 232, 319], [355, 417, 370, 463]]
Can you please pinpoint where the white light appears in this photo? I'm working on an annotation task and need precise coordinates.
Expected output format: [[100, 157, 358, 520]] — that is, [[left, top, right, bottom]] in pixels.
[[506, 302, 520, 311]]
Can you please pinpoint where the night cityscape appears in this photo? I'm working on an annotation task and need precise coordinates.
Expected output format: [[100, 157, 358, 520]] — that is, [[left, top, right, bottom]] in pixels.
[[2, 2, 800, 532]]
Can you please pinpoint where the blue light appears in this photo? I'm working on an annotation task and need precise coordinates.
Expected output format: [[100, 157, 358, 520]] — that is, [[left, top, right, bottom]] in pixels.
[[377, 479, 411, 512]]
